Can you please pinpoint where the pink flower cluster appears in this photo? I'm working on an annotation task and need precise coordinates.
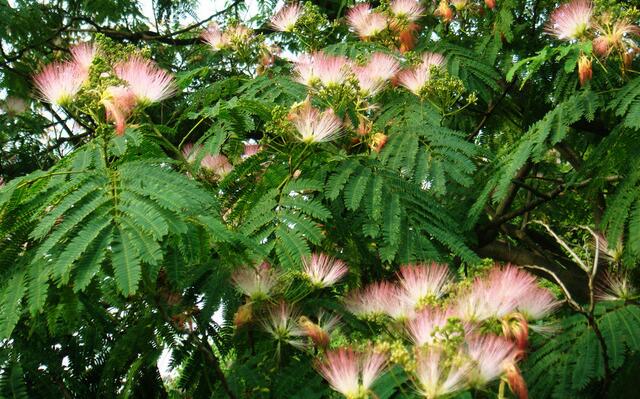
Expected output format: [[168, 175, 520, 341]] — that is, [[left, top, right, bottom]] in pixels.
[[315, 347, 387, 398], [346, 1, 424, 41], [546, 0, 593, 41], [294, 51, 400, 97], [334, 264, 559, 398], [346, 264, 560, 324], [201, 23, 253, 51], [270, 2, 303, 33], [33, 42, 98, 106], [347, 3, 388, 40], [182, 143, 235, 178], [294, 52, 351, 87], [288, 100, 343, 143], [102, 56, 176, 135], [544, 1, 640, 81], [345, 1, 425, 52], [345, 262, 456, 320], [455, 266, 560, 323], [315, 334, 524, 399], [354, 53, 401, 96], [397, 52, 446, 96], [32, 43, 177, 136], [231, 255, 347, 349]]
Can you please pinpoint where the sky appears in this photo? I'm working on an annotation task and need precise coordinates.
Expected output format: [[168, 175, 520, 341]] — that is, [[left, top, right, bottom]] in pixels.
[[140, 0, 264, 26]]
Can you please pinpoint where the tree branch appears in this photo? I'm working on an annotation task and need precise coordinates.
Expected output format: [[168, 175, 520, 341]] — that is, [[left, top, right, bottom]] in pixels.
[[466, 80, 514, 141], [73, 1, 244, 46]]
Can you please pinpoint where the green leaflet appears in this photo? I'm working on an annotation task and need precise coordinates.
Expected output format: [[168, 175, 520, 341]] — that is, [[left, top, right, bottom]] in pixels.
[[111, 226, 142, 296], [0, 270, 26, 339]]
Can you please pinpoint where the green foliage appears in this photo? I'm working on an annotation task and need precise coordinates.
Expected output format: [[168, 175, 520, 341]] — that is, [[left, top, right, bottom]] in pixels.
[[525, 303, 640, 398], [325, 157, 478, 264], [376, 93, 478, 194], [0, 134, 222, 339], [2, 0, 640, 397], [468, 89, 602, 224], [606, 76, 640, 130]]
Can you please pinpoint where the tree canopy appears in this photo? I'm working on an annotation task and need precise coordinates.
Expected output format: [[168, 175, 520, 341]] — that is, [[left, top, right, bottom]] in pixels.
[[1, 0, 640, 398]]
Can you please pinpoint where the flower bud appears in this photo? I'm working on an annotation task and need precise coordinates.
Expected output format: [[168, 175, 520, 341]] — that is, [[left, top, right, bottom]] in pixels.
[[577, 55, 592, 86], [435, 0, 454, 23], [234, 302, 253, 328], [369, 133, 388, 153]]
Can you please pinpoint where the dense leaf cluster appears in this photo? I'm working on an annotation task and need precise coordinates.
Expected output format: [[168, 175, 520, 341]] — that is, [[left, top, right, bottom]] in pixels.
[[1, 0, 640, 398]]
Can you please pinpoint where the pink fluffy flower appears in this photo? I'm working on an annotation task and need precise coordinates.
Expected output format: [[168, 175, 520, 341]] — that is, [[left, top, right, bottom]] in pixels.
[[242, 143, 262, 158], [182, 144, 234, 176], [302, 252, 349, 288], [231, 262, 279, 300], [315, 347, 387, 398], [293, 54, 318, 86], [270, 2, 303, 32], [456, 266, 545, 322], [422, 52, 446, 69], [415, 347, 470, 399], [201, 154, 234, 177], [314, 53, 351, 86], [355, 52, 400, 95], [181, 142, 201, 163], [515, 285, 561, 320], [596, 272, 637, 301], [397, 263, 452, 309], [261, 301, 306, 349], [102, 86, 137, 136], [114, 56, 177, 104], [466, 334, 518, 385], [316, 348, 360, 397], [546, 0, 593, 41], [227, 24, 253, 42], [454, 286, 493, 323], [390, 0, 425, 22], [406, 307, 453, 346], [70, 42, 98, 76], [33, 62, 84, 105], [294, 52, 351, 87], [345, 281, 412, 319], [367, 52, 401, 81], [398, 52, 445, 96], [486, 266, 536, 300], [361, 350, 387, 389], [454, 279, 513, 323], [486, 265, 560, 320], [202, 23, 230, 50], [3, 96, 27, 115], [289, 100, 342, 143], [385, 296, 415, 320], [593, 19, 640, 58], [347, 3, 388, 39]]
